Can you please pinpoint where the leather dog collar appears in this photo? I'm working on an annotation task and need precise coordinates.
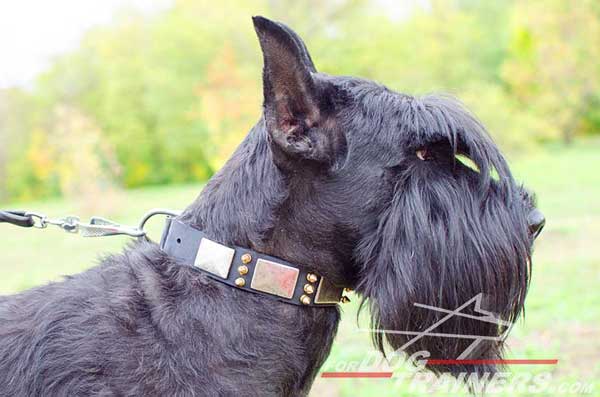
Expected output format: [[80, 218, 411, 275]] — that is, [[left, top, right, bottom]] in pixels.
[[160, 218, 345, 307]]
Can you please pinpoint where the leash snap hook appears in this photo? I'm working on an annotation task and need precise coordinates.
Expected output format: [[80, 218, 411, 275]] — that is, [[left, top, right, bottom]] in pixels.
[[24, 212, 49, 229], [77, 217, 145, 238], [59, 216, 81, 233], [24, 212, 80, 233], [137, 209, 181, 242]]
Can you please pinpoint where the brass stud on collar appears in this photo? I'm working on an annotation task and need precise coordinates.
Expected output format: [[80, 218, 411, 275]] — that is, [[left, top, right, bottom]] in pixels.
[[303, 284, 315, 294], [241, 253, 252, 264], [306, 273, 318, 283], [300, 294, 311, 305], [340, 296, 351, 304], [234, 277, 246, 287], [238, 265, 249, 275]]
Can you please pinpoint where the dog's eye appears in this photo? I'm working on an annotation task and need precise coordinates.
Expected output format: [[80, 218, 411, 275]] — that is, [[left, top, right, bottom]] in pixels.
[[416, 149, 429, 161]]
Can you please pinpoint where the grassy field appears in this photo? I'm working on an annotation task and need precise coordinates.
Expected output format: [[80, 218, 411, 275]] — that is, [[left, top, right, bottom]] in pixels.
[[1, 141, 599, 396]]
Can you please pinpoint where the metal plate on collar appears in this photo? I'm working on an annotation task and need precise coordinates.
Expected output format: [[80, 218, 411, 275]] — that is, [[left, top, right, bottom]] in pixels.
[[251, 259, 299, 299], [194, 238, 234, 279], [314, 277, 343, 304]]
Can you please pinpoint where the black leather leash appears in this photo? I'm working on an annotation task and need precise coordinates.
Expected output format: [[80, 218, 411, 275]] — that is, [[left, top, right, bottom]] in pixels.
[[0, 210, 35, 228], [0, 208, 179, 238]]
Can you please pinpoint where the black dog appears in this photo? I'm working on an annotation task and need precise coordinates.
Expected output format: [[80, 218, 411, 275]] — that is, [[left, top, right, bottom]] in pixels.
[[0, 16, 544, 396]]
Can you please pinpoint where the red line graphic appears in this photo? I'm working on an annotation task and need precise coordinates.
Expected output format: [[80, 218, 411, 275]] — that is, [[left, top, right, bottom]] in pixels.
[[321, 359, 558, 378], [426, 359, 558, 365], [321, 372, 393, 378]]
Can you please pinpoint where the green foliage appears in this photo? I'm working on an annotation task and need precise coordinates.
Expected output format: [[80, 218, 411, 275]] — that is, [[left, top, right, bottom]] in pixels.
[[1, 0, 599, 202], [502, 0, 600, 143]]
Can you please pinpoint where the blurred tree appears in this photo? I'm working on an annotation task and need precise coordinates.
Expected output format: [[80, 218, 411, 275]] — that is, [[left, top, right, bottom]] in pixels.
[[2, 0, 600, 202], [0, 91, 10, 201], [48, 105, 122, 212], [0, 89, 55, 201], [198, 44, 260, 168], [502, 0, 600, 143]]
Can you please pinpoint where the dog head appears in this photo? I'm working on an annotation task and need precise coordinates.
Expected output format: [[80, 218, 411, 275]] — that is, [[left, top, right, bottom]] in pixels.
[[252, 16, 544, 376]]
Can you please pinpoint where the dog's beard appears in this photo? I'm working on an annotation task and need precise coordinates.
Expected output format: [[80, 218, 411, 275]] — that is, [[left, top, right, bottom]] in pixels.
[[356, 161, 531, 378]]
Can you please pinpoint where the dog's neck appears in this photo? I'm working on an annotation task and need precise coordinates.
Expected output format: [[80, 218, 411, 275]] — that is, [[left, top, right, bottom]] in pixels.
[[180, 120, 349, 285], [181, 120, 281, 248]]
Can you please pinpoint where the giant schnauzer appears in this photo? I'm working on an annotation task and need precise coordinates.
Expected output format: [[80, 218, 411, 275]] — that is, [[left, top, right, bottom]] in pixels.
[[0, 16, 544, 396]]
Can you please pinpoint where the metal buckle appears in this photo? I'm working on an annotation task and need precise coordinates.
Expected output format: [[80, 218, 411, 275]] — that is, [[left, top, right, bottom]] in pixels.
[[314, 277, 344, 304]]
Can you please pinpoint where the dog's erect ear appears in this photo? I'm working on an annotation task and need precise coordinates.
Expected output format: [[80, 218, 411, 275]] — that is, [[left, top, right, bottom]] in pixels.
[[253, 16, 327, 162]]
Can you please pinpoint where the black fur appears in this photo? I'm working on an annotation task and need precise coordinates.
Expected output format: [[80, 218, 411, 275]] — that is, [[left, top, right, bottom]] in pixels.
[[0, 16, 541, 396]]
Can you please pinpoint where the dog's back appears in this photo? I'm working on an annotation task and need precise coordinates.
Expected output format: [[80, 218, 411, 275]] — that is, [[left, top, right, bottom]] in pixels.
[[0, 249, 149, 395]]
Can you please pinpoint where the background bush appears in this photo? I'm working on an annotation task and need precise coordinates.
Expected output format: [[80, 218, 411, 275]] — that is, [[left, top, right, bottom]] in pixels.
[[1, 0, 599, 202]]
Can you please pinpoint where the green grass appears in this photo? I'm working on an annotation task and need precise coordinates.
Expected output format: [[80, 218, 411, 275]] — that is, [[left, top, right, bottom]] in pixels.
[[1, 141, 599, 396]]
